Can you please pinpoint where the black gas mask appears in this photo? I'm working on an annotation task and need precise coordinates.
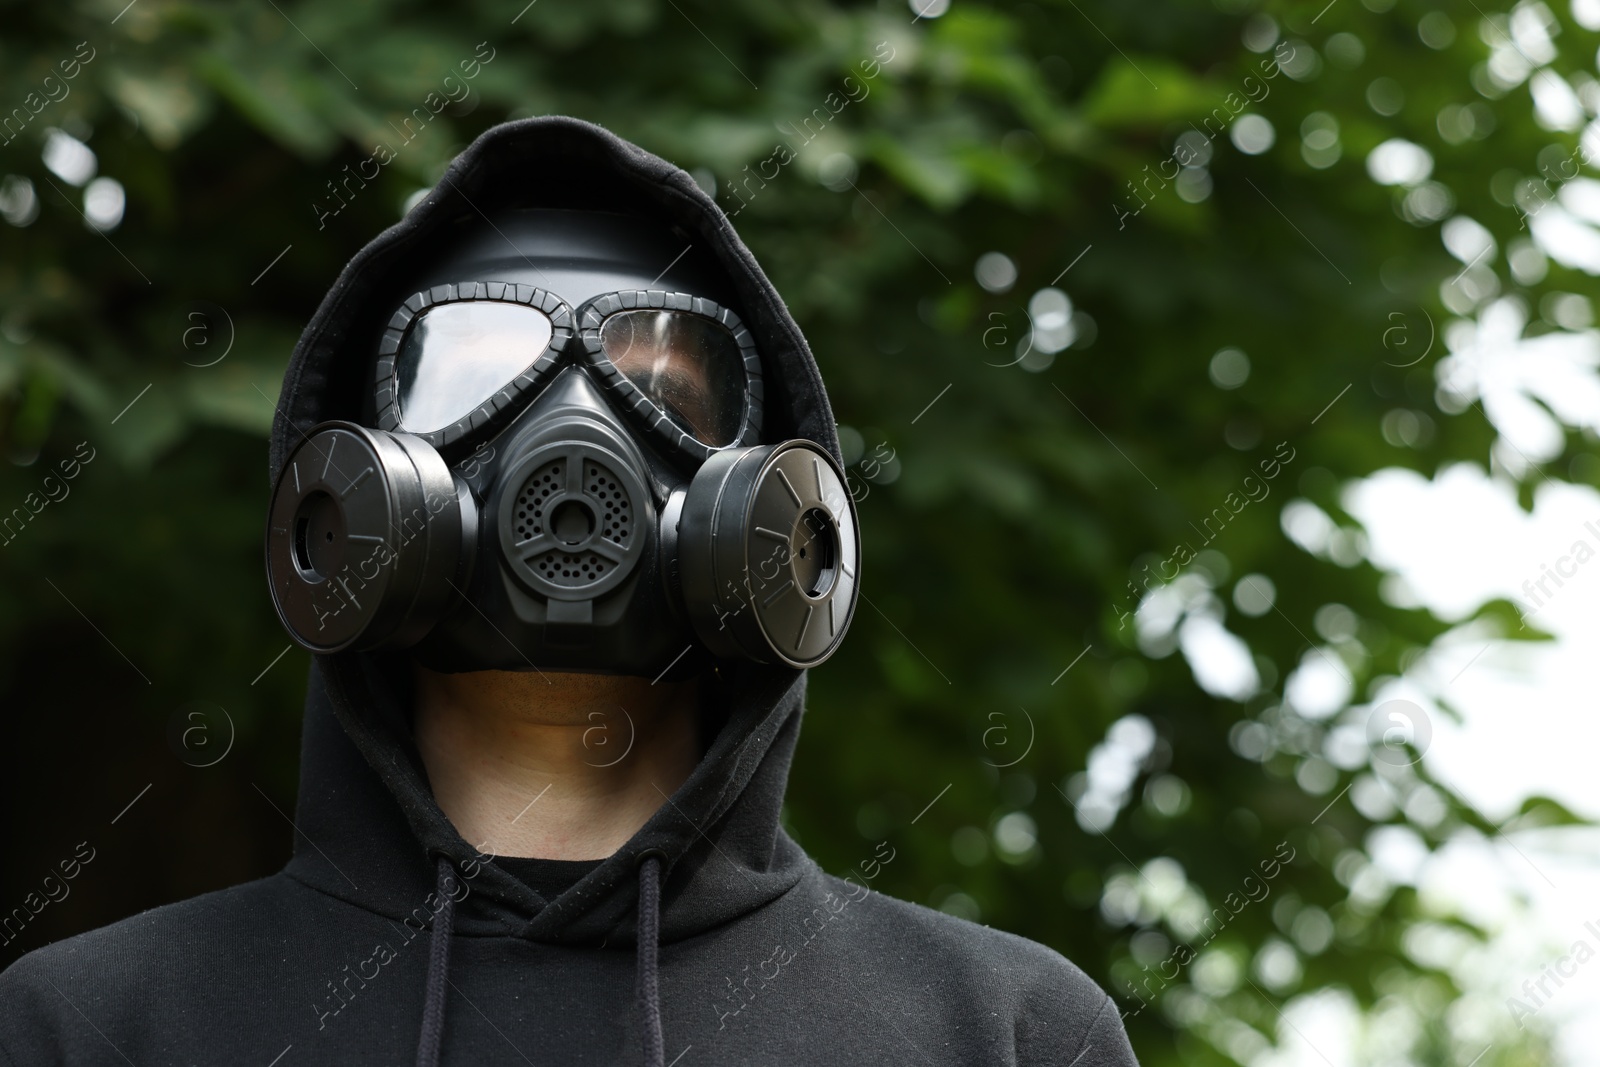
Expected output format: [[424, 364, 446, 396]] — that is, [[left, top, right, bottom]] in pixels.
[[265, 209, 859, 676]]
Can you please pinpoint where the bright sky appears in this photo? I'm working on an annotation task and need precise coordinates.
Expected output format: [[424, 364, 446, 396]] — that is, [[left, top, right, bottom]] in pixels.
[[1242, 203, 1600, 1066], [1343, 462, 1600, 1066], [1124, 7, 1600, 1060], [1142, 373, 1600, 1064]]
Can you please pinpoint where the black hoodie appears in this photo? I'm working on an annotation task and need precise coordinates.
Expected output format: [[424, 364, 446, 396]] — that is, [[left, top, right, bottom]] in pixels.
[[0, 117, 1138, 1067]]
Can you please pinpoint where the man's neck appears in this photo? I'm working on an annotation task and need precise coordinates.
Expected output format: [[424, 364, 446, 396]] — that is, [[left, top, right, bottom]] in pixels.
[[412, 666, 703, 860]]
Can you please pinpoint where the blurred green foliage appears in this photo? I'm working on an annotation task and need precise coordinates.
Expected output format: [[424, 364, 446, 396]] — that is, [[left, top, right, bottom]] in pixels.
[[0, 0, 1589, 1062]]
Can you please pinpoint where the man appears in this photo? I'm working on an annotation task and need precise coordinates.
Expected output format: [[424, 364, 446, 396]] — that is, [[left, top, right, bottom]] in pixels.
[[0, 117, 1137, 1066]]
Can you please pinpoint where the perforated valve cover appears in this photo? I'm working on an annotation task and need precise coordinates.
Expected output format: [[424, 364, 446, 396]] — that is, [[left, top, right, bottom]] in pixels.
[[496, 441, 647, 601]]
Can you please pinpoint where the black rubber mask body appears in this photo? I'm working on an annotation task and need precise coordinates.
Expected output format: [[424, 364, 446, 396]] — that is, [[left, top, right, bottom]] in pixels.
[[428, 366, 685, 673], [265, 210, 859, 677]]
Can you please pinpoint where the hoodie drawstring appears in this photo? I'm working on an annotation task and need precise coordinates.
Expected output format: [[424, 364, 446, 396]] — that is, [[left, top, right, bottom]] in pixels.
[[635, 850, 666, 1067], [413, 852, 665, 1067], [416, 856, 458, 1067]]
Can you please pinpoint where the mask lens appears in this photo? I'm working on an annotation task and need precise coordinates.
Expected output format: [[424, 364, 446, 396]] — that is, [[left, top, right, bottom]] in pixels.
[[397, 302, 554, 434], [598, 310, 747, 446]]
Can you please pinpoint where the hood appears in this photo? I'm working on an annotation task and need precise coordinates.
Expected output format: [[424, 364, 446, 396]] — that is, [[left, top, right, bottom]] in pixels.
[[269, 116, 840, 947]]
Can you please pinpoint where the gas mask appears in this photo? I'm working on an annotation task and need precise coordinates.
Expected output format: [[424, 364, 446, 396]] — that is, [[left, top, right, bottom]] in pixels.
[[265, 209, 859, 677]]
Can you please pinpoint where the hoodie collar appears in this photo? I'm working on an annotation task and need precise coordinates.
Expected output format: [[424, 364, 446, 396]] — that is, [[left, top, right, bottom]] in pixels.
[[284, 653, 812, 943]]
